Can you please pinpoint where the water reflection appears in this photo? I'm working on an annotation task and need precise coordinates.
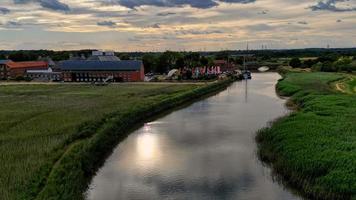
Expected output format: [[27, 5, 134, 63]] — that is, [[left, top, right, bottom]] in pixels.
[[86, 73, 301, 200], [136, 131, 160, 165]]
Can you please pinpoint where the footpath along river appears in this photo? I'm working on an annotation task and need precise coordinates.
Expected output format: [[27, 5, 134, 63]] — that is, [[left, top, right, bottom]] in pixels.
[[86, 73, 303, 200]]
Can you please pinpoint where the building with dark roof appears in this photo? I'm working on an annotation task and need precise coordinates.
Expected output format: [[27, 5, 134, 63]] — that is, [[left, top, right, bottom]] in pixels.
[[59, 60, 144, 82]]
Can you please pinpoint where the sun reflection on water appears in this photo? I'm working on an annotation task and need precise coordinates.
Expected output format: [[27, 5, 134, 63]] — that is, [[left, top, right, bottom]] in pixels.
[[135, 123, 161, 169]]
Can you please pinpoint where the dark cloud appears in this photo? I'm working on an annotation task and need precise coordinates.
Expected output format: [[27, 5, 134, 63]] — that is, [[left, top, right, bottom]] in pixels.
[[101, 0, 255, 9], [13, 0, 70, 11], [0, 7, 10, 14], [97, 21, 117, 27], [297, 21, 308, 25], [2, 21, 23, 29], [310, 0, 356, 12], [157, 12, 176, 16], [7, 21, 22, 26]]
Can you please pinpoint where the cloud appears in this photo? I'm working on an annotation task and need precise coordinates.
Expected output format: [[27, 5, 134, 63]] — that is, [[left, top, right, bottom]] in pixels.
[[150, 23, 161, 28], [7, 21, 22, 26], [13, 0, 70, 11], [157, 12, 176, 16], [219, 0, 255, 3], [101, 0, 255, 9], [246, 24, 274, 32], [178, 29, 224, 35], [310, 0, 356, 12], [97, 21, 117, 27], [297, 21, 308, 25], [0, 7, 10, 14], [1, 21, 23, 29], [258, 10, 268, 14]]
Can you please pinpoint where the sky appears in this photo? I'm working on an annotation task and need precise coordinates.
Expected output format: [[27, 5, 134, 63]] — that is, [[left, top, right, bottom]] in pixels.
[[0, 0, 355, 51]]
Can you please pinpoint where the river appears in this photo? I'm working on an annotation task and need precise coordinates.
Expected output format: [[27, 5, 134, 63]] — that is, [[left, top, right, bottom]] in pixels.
[[86, 73, 302, 200]]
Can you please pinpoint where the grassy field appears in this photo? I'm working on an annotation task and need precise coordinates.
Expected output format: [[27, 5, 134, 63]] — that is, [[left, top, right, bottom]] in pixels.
[[257, 72, 356, 200], [0, 81, 231, 200]]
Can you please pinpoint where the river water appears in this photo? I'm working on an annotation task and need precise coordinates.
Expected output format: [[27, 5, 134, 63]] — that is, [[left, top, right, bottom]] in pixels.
[[86, 73, 302, 200]]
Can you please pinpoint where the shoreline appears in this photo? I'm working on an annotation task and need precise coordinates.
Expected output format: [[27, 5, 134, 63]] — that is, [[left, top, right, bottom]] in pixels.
[[29, 78, 235, 200], [256, 72, 354, 200]]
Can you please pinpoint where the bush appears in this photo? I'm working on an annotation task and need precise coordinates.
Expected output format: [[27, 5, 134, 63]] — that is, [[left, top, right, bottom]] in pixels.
[[289, 58, 302, 68], [321, 61, 338, 72], [303, 59, 318, 68], [24, 77, 32, 82], [311, 62, 322, 72], [15, 76, 25, 81]]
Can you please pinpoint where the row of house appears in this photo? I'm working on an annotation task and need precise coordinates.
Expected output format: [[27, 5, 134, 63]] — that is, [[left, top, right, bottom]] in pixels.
[[0, 51, 145, 82]]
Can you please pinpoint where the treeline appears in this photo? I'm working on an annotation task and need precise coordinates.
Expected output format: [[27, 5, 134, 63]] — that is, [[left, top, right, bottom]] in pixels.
[[142, 51, 246, 73], [1, 48, 356, 73], [289, 54, 356, 72]]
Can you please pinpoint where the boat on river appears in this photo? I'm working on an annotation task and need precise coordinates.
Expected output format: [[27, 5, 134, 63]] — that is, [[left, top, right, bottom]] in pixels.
[[242, 70, 252, 79]]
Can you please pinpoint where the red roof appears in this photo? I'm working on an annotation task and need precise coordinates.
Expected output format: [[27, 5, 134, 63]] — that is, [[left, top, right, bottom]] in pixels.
[[6, 61, 48, 69]]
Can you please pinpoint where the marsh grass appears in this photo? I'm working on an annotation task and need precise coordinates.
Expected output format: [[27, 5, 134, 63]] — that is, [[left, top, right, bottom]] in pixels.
[[257, 72, 356, 200], [0, 83, 230, 200]]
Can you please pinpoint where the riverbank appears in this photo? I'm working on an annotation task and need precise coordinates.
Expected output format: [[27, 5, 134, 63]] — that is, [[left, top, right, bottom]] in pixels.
[[256, 72, 356, 200], [3, 79, 232, 200]]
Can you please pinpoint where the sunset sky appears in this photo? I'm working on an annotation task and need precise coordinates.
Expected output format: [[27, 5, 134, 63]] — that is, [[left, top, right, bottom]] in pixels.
[[0, 0, 355, 51]]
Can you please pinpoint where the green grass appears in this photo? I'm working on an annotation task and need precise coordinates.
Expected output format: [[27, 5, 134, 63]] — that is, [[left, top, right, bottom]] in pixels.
[[0, 82, 232, 200], [257, 72, 356, 200], [345, 77, 356, 93]]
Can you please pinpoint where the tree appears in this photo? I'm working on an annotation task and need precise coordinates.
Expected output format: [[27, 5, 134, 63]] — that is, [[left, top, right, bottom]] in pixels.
[[156, 51, 179, 73], [142, 54, 157, 73], [200, 56, 209, 66], [0, 54, 6, 60], [184, 52, 200, 68], [8, 51, 37, 61], [317, 53, 339, 63], [215, 51, 229, 60], [303, 59, 317, 68], [176, 57, 186, 69], [321, 61, 337, 72], [52, 52, 70, 61], [289, 58, 302, 68], [119, 53, 130, 60]]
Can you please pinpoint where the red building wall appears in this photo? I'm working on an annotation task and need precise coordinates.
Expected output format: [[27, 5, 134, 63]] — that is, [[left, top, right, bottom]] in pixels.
[[63, 69, 144, 82], [5, 61, 48, 79]]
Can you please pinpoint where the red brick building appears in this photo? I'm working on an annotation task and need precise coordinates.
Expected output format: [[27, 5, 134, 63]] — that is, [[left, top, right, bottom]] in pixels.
[[0, 60, 48, 80], [59, 60, 144, 82]]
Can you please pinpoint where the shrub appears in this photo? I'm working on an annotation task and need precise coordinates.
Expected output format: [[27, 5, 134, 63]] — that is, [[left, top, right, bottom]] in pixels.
[[289, 58, 302, 68], [15, 76, 25, 81], [311, 62, 323, 72], [321, 61, 338, 72]]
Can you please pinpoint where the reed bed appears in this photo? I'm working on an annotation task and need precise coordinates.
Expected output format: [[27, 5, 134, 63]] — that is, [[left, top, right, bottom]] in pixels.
[[257, 72, 356, 200], [0, 82, 232, 200]]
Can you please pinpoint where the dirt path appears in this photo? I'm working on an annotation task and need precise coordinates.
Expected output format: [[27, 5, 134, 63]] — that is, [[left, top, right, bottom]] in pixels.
[[334, 76, 355, 94]]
